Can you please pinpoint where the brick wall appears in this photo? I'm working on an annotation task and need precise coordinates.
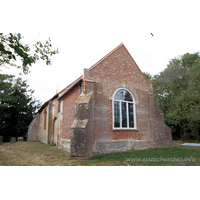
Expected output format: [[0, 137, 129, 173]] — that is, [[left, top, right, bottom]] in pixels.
[[85, 44, 152, 143], [27, 113, 40, 141], [61, 86, 80, 139]]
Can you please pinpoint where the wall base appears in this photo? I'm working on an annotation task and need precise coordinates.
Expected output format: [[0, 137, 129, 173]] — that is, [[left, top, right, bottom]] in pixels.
[[58, 138, 173, 157], [93, 139, 153, 155], [58, 139, 70, 152]]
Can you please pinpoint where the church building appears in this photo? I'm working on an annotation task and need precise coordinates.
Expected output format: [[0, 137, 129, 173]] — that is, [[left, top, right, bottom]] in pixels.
[[28, 43, 173, 157]]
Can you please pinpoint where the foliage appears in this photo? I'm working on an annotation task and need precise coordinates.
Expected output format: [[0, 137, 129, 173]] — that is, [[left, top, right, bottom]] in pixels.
[[0, 33, 58, 141], [0, 74, 41, 141], [143, 72, 153, 84], [149, 52, 200, 140], [0, 33, 59, 74]]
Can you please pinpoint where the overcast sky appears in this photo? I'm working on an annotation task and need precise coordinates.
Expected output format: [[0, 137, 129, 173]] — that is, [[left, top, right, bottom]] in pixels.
[[2, 0, 200, 103]]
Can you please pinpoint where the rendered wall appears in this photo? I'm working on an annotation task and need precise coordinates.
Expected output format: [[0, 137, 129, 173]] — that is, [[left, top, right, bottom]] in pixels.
[[27, 113, 40, 141], [38, 106, 49, 144], [50, 98, 59, 145], [28, 105, 49, 144]]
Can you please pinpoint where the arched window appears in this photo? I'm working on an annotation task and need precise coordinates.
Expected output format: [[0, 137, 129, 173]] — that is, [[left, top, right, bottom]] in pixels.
[[113, 88, 136, 129]]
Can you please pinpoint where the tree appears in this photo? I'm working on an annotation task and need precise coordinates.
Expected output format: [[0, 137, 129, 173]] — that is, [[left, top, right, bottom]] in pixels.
[[0, 33, 58, 141], [0, 74, 41, 141], [143, 72, 153, 84], [0, 33, 58, 74], [152, 52, 200, 140]]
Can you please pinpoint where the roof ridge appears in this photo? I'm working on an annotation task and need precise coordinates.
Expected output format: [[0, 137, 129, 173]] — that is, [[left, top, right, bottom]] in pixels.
[[89, 43, 124, 71]]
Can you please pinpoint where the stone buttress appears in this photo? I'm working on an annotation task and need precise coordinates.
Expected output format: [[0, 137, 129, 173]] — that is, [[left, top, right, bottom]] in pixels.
[[70, 92, 94, 157]]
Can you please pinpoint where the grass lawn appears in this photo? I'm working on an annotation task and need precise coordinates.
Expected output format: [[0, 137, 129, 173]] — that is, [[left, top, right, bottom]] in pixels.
[[0, 140, 200, 166]]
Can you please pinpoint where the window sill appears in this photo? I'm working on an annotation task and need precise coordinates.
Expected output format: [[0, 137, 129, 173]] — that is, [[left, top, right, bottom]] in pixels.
[[113, 128, 138, 131]]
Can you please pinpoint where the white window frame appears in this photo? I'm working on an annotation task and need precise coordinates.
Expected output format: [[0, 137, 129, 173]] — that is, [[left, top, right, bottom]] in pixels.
[[112, 88, 137, 130]]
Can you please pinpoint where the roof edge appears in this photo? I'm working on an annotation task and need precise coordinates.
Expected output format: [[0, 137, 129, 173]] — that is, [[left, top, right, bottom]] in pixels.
[[89, 43, 124, 71], [89, 43, 151, 86], [58, 78, 83, 100], [38, 93, 59, 113], [122, 45, 151, 87]]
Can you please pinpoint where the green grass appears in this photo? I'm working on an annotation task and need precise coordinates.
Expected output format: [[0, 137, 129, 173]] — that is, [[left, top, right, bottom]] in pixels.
[[0, 140, 200, 166], [87, 140, 200, 166], [89, 146, 200, 166]]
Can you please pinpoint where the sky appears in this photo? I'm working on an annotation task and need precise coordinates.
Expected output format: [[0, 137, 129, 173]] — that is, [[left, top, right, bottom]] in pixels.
[[2, 0, 200, 103]]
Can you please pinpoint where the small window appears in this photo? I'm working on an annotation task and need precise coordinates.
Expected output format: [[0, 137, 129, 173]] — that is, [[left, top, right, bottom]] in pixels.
[[113, 89, 136, 129]]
